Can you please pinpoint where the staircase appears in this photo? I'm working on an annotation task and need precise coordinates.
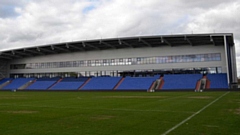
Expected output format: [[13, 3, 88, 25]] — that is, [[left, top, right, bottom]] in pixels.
[[18, 79, 36, 90], [148, 78, 163, 92], [78, 78, 91, 90], [0, 80, 12, 89], [48, 78, 62, 90], [113, 77, 124, 90]]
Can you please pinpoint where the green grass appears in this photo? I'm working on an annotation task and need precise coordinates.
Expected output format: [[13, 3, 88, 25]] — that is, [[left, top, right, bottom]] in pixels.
[[0, 91, 239, 135]]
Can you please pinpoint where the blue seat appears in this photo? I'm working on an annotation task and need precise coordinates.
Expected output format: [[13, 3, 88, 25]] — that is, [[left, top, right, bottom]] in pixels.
[[50, 77, 89, 90], [26, 81, 56, 90], [51, 82, 85, 90], [117, 77, 156, 90], [162, 74, 202, 90], [81, 77, 121, 90], [61, 77, 88, 82], [37, 77, 60, 81], [26, 77, 60, 90], [207, 74, 228, 88], [0, 78, 12, 85], [3, 78, 35, 90]]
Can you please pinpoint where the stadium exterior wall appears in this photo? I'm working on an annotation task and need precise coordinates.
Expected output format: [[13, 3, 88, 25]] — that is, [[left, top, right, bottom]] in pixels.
[[0, 60, 8, 78], [9, 44, 226, 74]]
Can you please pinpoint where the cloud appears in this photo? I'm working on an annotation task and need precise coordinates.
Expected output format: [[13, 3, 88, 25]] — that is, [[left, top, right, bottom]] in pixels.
[[0, 0, 91, 49], [185, 2, 240, 33], [180, 0, 238, 9], [183, 2, 240, 75], [0, 0, 27, 18], [0, 0, 240, 75], [0, 5, 19, 18]]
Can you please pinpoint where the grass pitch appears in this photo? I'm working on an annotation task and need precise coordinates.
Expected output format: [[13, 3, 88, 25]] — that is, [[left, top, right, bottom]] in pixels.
[[0, 91, 239, 135]]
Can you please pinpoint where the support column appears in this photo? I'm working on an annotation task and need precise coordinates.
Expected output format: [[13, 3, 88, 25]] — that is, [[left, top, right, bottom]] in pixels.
[[231, 45, 238, 83], [224, 35, 230, 85]]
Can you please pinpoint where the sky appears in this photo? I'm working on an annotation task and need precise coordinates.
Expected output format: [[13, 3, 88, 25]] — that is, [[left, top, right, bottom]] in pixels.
[[0, 0, 240, 75]]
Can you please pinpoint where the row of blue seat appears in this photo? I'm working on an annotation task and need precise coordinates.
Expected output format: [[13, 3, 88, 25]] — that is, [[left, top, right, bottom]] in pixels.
[[27, 81, 56, 90], [27, 77, 89, 90], [0, 74, 229, 90], [61, 77, 88, 82], [51, 82, 85, 90], [117, 77, 156, 90], [82, 77, 121, 90], [2, 78, 34, 90], [0, 78, 12, 85], [162, 74, 202, 90], [207, 74, 228, 89]]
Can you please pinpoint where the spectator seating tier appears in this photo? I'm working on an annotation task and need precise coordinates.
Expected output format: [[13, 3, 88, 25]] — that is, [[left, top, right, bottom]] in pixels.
[[81, 77, 121, 90], [0, 78, 12, 85], [61, 77, 88, 82], [117, 77, 156, 90], [26, 77, 60, 90], [26, 81, 56, 90], [2, 78, 35, 90], [207, 74, 228, 89], [162, 74, 202, 90], [50, 77, 88, 90]]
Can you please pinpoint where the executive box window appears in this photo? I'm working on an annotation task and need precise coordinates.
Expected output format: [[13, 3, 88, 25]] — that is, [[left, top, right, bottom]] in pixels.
[[10, 53, 222, 69], [87, 60, 91, 66], [10, 64, 26, 69], [95, 60, 100, 66]]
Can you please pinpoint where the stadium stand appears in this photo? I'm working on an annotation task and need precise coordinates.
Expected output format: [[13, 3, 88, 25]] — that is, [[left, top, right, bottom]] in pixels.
[[162, 74, 202, 90], [2, 78, 35, 90], [50, 77, 88, 90], [26, 77, 60, 90], [0, 78, 13, 89], [81, 77, 121, 90], [116, 77, 157, 90], [0, 78, 12, 85], [0, 73, 229, 90], [207, 73, 228, 89]]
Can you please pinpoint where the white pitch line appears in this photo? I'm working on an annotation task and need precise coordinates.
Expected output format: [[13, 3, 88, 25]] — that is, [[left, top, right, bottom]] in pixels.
[[162, 91, 230, 135]]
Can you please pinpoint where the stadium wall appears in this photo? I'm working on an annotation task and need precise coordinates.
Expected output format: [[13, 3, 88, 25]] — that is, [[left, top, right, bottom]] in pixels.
[[0, 60, 9, 78], [8, 44, 226, 74]]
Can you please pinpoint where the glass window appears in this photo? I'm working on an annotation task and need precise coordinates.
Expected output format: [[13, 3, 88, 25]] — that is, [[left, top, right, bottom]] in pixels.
[[103, 59, 108, 66], [87, 60, 91, 66], [216, 53, 221, 61], [10, 53, 221, 69], [73, 61, 77, 67], [208, 67, 216, 74], [217, 67, 222, 73], [119, 58, 123, 62], [95, 60, 100, 66], [111, 59, 115, 66], [137, 57, 141, 61]]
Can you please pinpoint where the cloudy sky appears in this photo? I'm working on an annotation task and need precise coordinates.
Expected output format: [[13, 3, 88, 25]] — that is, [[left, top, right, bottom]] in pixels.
[[1, 0, 240, 74]]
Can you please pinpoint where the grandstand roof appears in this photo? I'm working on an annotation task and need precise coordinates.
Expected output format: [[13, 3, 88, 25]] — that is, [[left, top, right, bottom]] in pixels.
[[0, 33, 234, 60]]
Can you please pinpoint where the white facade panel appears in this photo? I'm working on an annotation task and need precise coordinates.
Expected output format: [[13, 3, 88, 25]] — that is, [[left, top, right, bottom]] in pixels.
[[9, 45, 226, 74]]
